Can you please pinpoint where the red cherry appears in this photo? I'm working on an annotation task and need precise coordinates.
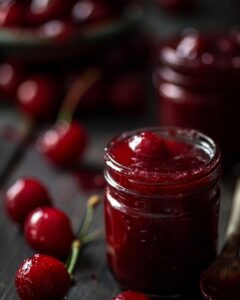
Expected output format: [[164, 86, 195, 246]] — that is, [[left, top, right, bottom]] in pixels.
[[37, 121, 88, 168], [24, 207, 75, 258], [15, 254, 71, 300], [0, 61, 25, 99], [112, 291, 150, 300], [109, 74, 146, 112], [16, 75, 60, 121], [26, 0, 73, 25], [0, 2, 26, 27], [129, 131, 169, 158], [72, 0, 111, 25], [5, 178, 51, 224]]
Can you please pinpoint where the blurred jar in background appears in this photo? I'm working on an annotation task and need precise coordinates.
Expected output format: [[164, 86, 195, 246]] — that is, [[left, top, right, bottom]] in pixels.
[[154, 28, 240, 165]]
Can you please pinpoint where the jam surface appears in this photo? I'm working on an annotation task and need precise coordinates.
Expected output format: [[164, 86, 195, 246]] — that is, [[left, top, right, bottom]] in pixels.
[[109, 130, 210, 176]]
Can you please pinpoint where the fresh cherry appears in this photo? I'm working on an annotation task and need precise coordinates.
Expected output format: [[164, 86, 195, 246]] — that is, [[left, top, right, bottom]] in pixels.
[[15, 254, 71, 300], [0, 61, 25, 99], [5, 178, 52, 225], [112, 291, 150, 300], [71, 0, 112, 25], [109, 73, 146, 112], [36, 121, 88, 168], [26, 0, 73, 25], [129, 131, 169, 158], [24, 207, 75, 258], [0, 1, 26, 27], [16, 74, 60, 121]]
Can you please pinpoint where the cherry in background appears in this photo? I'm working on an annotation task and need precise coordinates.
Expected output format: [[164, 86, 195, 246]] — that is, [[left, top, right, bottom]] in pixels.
[[5, 178, 52, 225], [39, 19, 74, 42], [0, 1, 26, 27], [16, 74, 60, 121], [16, 254, 71, 300], [71, 0, 112, 25], [25, 0, 74, 26], [36, 121, 88, 168], [24, 207, 75, 258], [0, 61, 25, 100]]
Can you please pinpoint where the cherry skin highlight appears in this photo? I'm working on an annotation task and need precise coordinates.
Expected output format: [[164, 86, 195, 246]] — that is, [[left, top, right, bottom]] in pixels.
[[0, 2, 26, 27], [0, 61, 25, 99], [15, 254, 71, 300], [16, 74, 59, 121], [39, 19, 74, 42], [24, 207, 75, 258], [112, 291, 150, 300], [5, 178, 51, 225], [26, 0, 73, 25], [37, 121, 88, 168], [72, 0, 111, 25]]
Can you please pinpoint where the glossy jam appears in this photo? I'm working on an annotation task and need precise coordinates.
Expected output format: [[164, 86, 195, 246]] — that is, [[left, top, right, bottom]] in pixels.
[[104, 128, 221, 298], [157, 30, 240, 162]]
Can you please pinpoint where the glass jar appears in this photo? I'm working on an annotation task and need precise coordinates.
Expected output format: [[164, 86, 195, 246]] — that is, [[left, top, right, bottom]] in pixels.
[[104, 127, 221, 298], [156, 29, 240, 164]]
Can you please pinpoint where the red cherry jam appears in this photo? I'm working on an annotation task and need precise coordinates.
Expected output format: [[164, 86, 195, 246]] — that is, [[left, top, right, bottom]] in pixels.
[[157, 29, 240, 162], [104, 128, 221, 298]]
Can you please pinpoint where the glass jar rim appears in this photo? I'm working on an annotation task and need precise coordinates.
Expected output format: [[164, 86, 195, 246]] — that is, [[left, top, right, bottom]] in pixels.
[[104, 127, 221, 186]]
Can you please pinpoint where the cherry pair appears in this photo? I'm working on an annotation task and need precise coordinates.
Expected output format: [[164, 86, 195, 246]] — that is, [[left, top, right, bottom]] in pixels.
[[8, 178, 101, 299], [5, 178, 75, 258]]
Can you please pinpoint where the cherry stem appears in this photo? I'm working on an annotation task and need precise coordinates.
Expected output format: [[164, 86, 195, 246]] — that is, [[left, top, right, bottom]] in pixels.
[[57, 68, 102, 123], [66, 195, 102, 275]]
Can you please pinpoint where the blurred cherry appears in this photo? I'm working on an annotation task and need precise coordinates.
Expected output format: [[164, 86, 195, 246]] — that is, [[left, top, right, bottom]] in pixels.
[[0, 61, 25, 100], [16, 74, 60, 121], [72, 0, 112, 25], [0, 1, 26, 27], [37, 121, 88, 168], [39, 20, 74, 42], [26, 0, 73, 25]]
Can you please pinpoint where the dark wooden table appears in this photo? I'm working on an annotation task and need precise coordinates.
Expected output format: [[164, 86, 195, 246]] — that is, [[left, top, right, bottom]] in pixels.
[[0, 1, 239, 298]]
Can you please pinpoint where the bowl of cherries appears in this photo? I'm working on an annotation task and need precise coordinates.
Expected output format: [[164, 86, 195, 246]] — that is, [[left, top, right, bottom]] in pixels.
[[0, 0, 144, 59]]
